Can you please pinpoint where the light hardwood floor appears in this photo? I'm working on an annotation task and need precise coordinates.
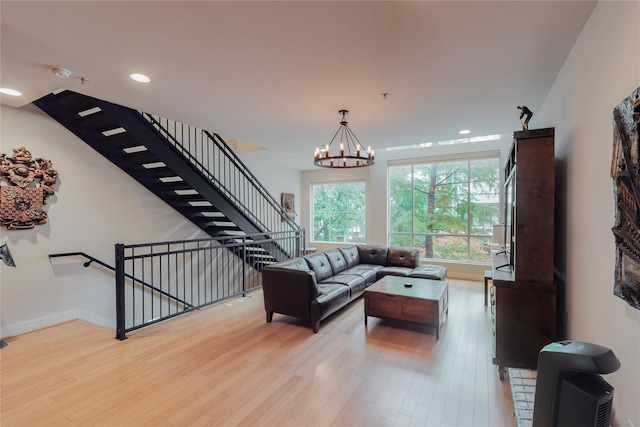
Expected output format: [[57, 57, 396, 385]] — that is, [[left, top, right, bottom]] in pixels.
[[1, 279, 516, 427]]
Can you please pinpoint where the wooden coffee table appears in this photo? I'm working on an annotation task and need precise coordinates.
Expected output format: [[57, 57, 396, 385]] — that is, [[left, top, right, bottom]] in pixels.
[[364, 275, 449, 339]]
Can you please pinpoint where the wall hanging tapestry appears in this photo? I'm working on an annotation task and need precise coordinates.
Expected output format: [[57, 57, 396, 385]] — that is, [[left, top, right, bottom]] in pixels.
[[0, 146, 58, 230], [611, 86, 640, 309]]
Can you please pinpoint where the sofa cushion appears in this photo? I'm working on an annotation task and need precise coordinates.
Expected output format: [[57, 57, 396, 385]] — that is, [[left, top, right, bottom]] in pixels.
[[304, 252, 333, 282], [386, 246, 420, 268], [321, 273, 366, 297], [324, 248, 349, 274], [338, 245, 360, 268], [344, 265, 380, 285], [317, 282, 350, 298], [376, 266, 413, 280], [357, 245, 388, 265], [409, 265, 448, 280]]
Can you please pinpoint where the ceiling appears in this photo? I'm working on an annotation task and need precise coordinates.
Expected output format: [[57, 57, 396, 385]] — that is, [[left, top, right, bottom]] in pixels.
[[1, 1, 596, 170]]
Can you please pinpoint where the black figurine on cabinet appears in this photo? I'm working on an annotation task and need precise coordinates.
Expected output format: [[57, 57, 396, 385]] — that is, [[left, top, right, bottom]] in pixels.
[[517, 105, 533, 131]]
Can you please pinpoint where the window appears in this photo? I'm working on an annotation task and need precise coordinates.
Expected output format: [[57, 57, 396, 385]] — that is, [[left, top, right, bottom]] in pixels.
[[388, 156, 500, 262], [312, 181, 366, 243]]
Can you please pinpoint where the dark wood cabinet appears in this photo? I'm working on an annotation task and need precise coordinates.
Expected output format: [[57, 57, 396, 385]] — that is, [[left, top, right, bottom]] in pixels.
[[491, 128, 557, 379]]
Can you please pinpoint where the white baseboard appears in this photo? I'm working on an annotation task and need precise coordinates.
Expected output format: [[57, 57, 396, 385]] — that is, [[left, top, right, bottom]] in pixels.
[[449, 272, 485, 281], [78, 310, 115, 329], [1, 310, 113, 339]]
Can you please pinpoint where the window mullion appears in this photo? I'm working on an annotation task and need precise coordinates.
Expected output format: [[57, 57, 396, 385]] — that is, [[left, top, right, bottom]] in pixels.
[[411, 164, 416, 249], [467, 160, 472, 262]]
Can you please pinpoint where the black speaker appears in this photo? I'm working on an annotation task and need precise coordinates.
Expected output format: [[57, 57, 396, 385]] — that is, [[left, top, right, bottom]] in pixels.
[[556, 372, 614, 427]]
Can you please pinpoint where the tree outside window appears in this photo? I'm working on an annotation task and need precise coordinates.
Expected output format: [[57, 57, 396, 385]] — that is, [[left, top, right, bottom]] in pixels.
[[312, 181, 366, 243], [388, 157, 500, 262]]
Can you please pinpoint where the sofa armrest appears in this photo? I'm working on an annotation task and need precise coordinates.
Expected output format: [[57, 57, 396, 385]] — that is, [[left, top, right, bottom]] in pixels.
[[262, 266, 319, 321]]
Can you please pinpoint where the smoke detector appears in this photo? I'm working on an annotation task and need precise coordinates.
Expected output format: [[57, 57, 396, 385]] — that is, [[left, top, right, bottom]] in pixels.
[[50, 67, 72, 79]]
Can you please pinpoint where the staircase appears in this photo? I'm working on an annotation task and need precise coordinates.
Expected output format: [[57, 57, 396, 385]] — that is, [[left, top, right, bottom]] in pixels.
[[34, 89, 300, 270]]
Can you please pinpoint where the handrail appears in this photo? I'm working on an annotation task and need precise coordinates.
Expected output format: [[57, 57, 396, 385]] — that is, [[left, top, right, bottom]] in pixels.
[[49, 252, 114, 270], [140, 113, 299, 233], [121, 229, 302, 250], [204, 130, 295, 230], [49, 252, 193, 308]]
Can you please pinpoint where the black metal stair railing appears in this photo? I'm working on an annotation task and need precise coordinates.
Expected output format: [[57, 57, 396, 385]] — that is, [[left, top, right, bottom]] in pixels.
[[115, 230, 305, 340], [142, 113, 298, 235], [50, 229, 304, 340]]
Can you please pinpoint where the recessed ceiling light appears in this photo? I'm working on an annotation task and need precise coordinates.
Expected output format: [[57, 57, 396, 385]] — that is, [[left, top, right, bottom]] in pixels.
[[459, 129, 471, 135], [130, 73, 151, 83], [0, 88, 22, 96]]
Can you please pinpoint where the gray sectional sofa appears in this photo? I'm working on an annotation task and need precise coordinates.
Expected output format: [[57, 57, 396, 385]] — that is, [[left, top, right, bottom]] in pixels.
[[261, 244, 447, 332]]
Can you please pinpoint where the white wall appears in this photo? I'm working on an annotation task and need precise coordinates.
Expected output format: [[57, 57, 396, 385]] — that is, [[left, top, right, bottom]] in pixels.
[[537, 2, 640, 426]]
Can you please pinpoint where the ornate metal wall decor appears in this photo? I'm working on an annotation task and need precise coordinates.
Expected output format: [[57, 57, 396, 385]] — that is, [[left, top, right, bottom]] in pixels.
[[611, 86, 640, 309], [0, 146, 58, 230]]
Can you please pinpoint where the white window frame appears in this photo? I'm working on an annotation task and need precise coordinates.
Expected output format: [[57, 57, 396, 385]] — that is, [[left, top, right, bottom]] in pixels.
[[387, 152, 501, 263], [310, 180, 367, 244]]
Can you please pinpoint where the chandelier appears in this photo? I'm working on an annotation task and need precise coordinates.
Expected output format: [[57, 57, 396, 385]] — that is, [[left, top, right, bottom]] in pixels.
[[314, 110, 375, 168]]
